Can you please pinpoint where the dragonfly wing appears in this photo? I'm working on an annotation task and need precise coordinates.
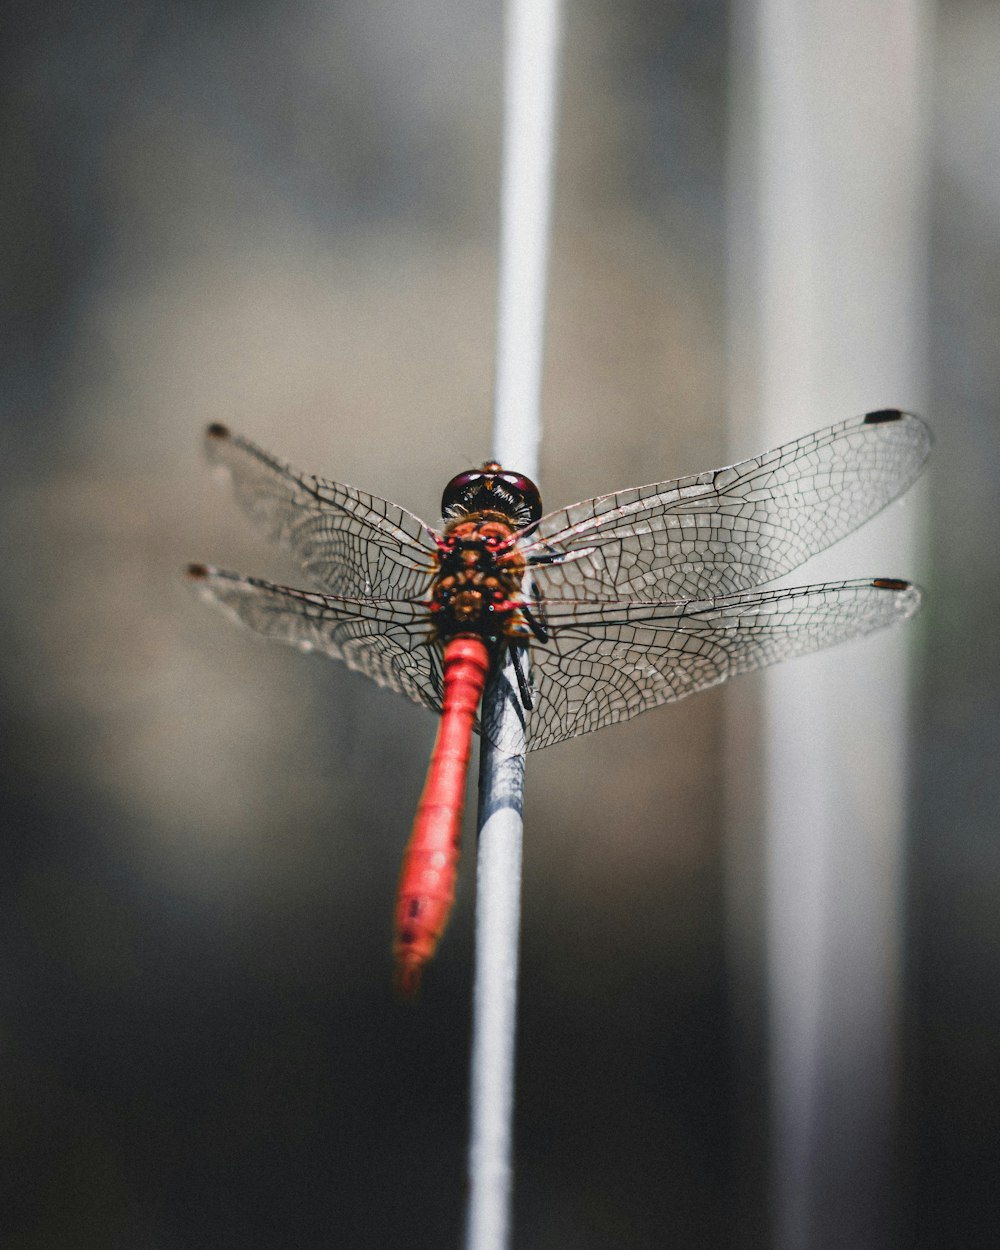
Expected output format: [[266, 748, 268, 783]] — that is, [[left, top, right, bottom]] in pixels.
[[205, 426, 439, 598], [524, 411, 930, 599], [188, 565, 443, 714], [524, 578, 921, 750]]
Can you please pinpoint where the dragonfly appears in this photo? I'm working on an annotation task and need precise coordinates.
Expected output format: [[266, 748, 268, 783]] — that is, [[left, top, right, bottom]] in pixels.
[[189, 408, 930, 995]]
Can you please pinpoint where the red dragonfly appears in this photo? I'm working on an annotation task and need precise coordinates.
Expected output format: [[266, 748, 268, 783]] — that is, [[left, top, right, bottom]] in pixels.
[[189, 409, 929, 995]]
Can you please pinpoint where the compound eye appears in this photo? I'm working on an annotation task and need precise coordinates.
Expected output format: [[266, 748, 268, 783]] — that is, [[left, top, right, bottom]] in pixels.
[[441, 465, 544, 527], [494, 472, 543, 525], [441, 470, 487, 518]]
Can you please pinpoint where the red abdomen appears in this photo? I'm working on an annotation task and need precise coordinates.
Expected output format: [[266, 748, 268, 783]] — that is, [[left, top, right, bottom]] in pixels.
[[393, 636, 490, 998]]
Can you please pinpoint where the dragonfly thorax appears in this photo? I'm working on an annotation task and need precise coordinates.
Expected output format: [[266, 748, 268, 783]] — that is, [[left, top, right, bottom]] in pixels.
[[430, 518, 528, 643]]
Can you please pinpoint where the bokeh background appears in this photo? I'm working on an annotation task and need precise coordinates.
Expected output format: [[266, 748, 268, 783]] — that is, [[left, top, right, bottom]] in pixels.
[[1, 1, 996, 1246]]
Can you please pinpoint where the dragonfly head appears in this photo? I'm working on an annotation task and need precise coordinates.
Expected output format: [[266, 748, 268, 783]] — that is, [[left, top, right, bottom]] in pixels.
[[441, 462, 543, 530]]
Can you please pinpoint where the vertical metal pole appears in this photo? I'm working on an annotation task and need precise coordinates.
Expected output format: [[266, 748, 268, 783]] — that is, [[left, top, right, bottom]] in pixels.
[[726, 2, 930, 1247], [465, 2, 562, 1248], [490, 0, 561, 478], [466, 664, 528, 1250]]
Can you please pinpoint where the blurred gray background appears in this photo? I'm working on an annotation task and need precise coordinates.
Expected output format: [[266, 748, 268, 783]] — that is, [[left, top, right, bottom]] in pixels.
[[0, 1, 996, 1246]]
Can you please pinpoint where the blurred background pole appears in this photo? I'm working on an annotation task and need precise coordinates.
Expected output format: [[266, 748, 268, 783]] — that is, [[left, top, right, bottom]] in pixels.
[[726, 3, 931, 1247], [466, 2, 561, 1248]]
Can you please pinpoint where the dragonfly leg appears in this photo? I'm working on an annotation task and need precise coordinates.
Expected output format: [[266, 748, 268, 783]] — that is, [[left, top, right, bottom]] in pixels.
[[509, 644, 533, 711], [526, 545, 563, 566], [521, 585, 549, 644]]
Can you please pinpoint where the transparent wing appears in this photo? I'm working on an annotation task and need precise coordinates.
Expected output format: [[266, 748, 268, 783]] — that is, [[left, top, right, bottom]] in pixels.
[[188, 565, 443, 714], [524, 578, 921, 750], [523, 411, 930, 599], [205, 425, 440, 598]]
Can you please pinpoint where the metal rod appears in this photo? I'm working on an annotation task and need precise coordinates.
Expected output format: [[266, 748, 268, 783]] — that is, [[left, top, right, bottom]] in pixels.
[[465, 2, 562, 1247], [490, 0, 561, 480], [466, 662, 528, 1250]]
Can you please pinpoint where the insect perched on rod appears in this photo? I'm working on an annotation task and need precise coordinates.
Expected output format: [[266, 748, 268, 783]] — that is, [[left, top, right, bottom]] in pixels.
[[188, 409, 930, 996]]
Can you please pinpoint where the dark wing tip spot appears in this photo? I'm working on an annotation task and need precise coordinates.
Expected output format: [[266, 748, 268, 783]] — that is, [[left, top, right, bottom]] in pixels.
[[206, 422, 231, 440], [863, 408, 903, 424], [872, 577, 910, 591], [186, 563, 210, 580]]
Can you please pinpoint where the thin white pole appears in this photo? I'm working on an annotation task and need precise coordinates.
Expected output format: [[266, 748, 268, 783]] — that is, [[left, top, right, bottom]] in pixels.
[[465, 2, 562, 1248], [466, 666, 528, 1250], [726, 2, 930, 1246], [490, 0, 561, 479]]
